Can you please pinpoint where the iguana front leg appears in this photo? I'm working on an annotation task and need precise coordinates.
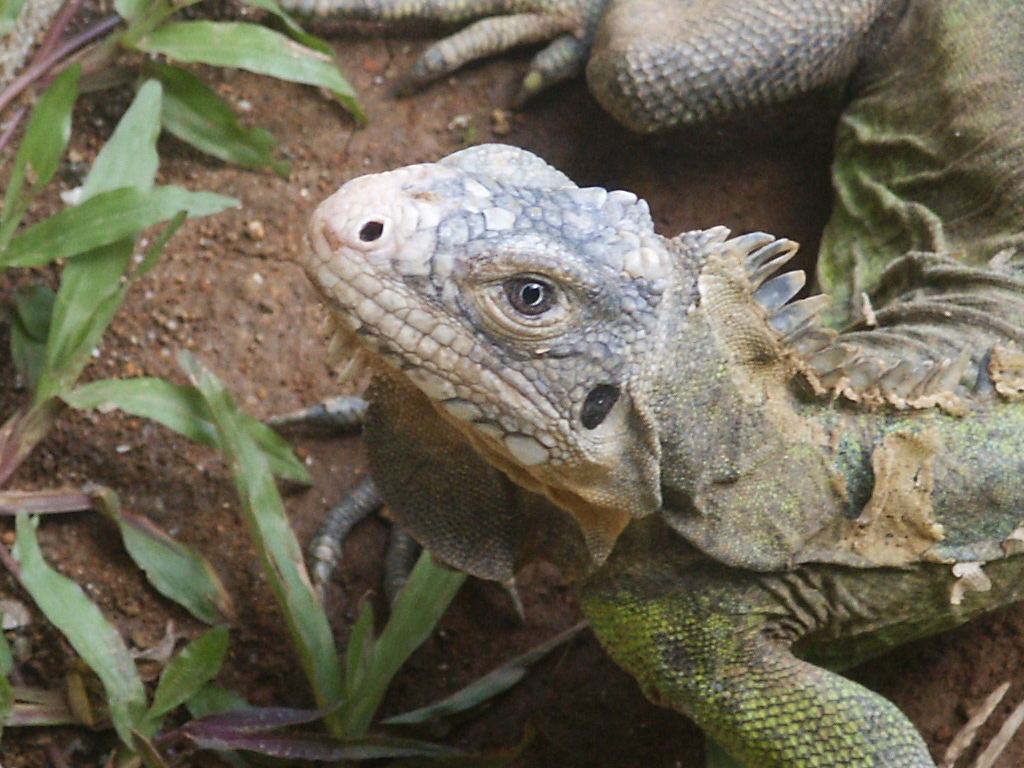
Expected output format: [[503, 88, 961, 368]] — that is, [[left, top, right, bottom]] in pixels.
[[281, 0, 609, 101], [580, 528, 934, 768]]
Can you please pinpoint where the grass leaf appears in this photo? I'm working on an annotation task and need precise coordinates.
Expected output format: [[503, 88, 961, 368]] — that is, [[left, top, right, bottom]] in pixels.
[[186, 685, 250, 719], [81, 78, 162, 199], [145, 625, 230, 725], [8, 284, 55, 391], [65, 377, 312, 484], [383, 622, 586, 731], [152, 63, 290, 176], [237, 0, 334, 56], [0, 628, 12, 737], [184, 704, 333, 733], [133, 730, 172, 768], [1, 185, 237, 269], [183, 725, 463, 761], [89, 486, 235, 625], [34, 239, 135, 403], [13, 515, 147, 745], [135, 21, 363, 121], [0, 0, 26, 34], [0, 65, 80, 250], [344, 601, 373, 696], [343, 552, 466, 736], [180, 352, 344, 733]]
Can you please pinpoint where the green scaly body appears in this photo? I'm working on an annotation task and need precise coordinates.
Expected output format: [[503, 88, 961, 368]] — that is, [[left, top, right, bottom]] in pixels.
[[292, 1, 1024, 765]]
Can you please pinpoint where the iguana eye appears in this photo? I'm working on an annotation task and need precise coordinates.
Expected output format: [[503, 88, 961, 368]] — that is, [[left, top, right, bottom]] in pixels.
[[505, 277, 556, 316]]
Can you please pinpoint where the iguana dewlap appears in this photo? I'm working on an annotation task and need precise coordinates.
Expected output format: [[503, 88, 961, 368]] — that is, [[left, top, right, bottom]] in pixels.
[[304, 142, 1024, 768]]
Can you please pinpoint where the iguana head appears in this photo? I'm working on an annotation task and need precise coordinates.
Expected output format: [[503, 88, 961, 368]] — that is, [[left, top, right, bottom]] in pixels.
[[305, 145, 672, 559], [304, 144, 999, 572]]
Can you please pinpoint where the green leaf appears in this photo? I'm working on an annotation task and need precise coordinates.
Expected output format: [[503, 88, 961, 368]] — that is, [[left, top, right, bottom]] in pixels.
[[1, 185, 237, 269], [187, 685, 250, 719], [13, 515, 147, 745], [152, 63, 290, 176], [383, 622, 586, 731], [133, 730, 172, 768], [135, 209, 187, 279], [34, 239, 134, 403], [90, 486, 235, 626], [0, 629, 13, 737], [81, 78, 162, 199], [114, 0, 150, 21], [344, 601, 374, 695], [343, 552, 466, 736], [1, 0, 26, 34], [237, 0, 333, 56], [0, 65, 80, 251], [8, 284, 55, 391], [145, 625, 229, 727], [181, 353, 344, 733], [65, 377, 312, 484], [136, 21, 363, 121]]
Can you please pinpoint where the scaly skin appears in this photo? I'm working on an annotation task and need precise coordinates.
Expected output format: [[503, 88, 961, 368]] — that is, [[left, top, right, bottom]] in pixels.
[[285, 1, 1024, 764], [282, 0, 1024, 325], [301, 144, 1024, 767]]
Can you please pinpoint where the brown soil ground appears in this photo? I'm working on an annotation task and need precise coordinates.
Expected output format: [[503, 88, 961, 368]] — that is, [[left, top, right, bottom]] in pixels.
[[1, 14, 1023, 768]]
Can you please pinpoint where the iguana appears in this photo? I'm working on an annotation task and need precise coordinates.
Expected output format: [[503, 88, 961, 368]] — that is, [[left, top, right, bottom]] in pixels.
[[287, 1, 1024, 766]]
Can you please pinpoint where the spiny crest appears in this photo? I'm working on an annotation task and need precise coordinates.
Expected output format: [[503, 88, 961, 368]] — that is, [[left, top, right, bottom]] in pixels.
[[729, 239, 1024, 413]]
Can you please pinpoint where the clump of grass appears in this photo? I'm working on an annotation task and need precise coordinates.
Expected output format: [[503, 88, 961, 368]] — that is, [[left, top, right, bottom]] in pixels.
[[0, 3, 578, 765]]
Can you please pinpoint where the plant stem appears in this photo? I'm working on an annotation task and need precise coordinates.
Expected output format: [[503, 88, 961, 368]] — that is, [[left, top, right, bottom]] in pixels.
[[35, 0, 92, 63], [0, 14, 120, 117], [0, 105, 27, 155]]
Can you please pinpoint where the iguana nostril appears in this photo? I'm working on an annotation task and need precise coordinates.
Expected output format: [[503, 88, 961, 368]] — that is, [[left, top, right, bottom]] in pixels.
[[359, 220, 385, 242]]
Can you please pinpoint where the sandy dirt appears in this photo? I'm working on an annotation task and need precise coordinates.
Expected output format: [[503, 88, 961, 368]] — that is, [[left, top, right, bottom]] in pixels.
[[1, 12, 1022, 767]]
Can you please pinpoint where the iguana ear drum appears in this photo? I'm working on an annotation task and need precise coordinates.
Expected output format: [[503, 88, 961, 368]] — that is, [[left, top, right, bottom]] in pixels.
[[581, 384, 621, 429]]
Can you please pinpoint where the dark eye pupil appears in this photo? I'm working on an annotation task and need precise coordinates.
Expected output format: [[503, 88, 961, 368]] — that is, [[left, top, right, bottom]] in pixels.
[[520, 283, 544, 306], [505, 277, 556, 316]]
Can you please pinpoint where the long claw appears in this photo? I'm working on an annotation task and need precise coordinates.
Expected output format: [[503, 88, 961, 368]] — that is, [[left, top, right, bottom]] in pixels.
[[309, 477, 383, 596]]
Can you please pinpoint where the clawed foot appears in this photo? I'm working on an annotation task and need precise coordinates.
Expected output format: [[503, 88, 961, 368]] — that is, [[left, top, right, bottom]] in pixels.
[[268, 394, 523, 615], [282, 0, 609, 103]]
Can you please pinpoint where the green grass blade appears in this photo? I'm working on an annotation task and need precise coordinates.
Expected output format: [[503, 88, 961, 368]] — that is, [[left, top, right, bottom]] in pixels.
[[90, 486, 235, 625], [65, 377, 312, 483], [13, 515, 147, 745], [344, 553, 466, 736], [114, 0, 149, 22], [8, 284, 55, 392], [135, 21, 364, 121], [237, 0, 333, 56], [0, 65, 80, 251], [81, 78, 162, 198], [135, 209, 187, 279], [145, 625, 229, 727], [344, 601, 374, 696], [383, 622, 586, 730], [180, 352, 344, 733], [1, 186, 238, 269], [133, 731, 172, 768], [33, 239, 134, 403], [0, 0, 26, 33], [0, 626, 12, 737], [186, 685, 250, 719], [152, 63, 290, 177]]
